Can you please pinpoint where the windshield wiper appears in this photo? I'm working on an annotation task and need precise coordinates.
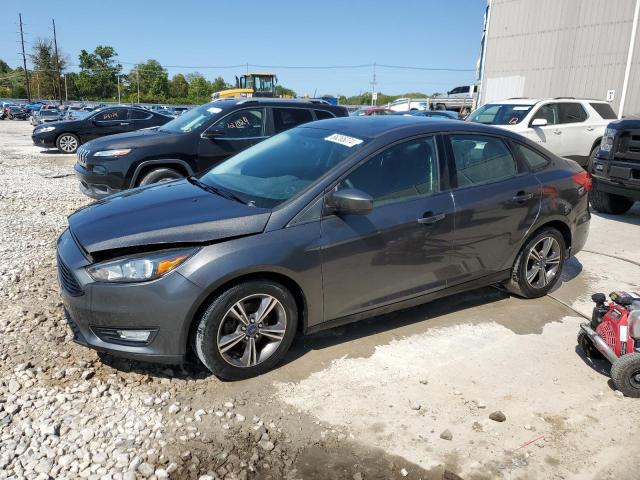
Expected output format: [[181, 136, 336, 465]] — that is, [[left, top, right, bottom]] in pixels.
[[186, 176, 249, 205]]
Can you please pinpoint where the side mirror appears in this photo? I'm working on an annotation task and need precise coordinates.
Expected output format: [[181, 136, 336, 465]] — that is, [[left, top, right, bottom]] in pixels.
[[202, 129, 225, 139], [326, 189, 373, 216], [531, 118, 548, 127]]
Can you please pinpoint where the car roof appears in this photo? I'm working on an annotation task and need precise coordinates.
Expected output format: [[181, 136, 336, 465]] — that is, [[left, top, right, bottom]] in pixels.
[[208, 98, 344, 109], [486, 97, 610, 105], [299, 115, 503, 139]]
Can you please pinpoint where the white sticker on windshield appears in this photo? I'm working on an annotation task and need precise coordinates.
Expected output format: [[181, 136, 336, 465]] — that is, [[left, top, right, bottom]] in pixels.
[[324, 133, 363, 147], [512, 106, 530, 111], [207, 107, 222, 114]]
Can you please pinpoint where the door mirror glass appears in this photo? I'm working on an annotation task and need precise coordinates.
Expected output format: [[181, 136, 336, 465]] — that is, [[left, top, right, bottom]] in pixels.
[[327, 189, 373, 215], [531, 118, 548, 127]]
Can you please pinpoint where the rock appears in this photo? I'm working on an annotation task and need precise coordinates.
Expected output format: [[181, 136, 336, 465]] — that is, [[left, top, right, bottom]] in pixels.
[[80, 428, 95, 443], [489, 411, 506, 422], [199, 476, 215, 480], [58, 454, 74, 467], [142, 395, 156, 407], [236, 414, 245, 422], [258, 440, 275, 451], [224, 401, 234, 408], [123, 471, 137, 480], [155, 468, 169, 479], [168, 404, 181, 414], [353, 473, 364, 480], [419, 379, 429, 385], [137, 462, 155, 477], [400, 468, 409, 477], [180, 451, 192, 460], [474, 400, 486, 409], [40, 422, 60, 436], [472, 421, 483, 432], [409, 402, 421, 411], [440, 429, 453, 441], [81, 369, 95, 380], [92, 452, 107, 465], [524, 424, 535, 431], [8, 379, 20, 394], [615, 391, 624, 398], [4, 403, 20, 415]]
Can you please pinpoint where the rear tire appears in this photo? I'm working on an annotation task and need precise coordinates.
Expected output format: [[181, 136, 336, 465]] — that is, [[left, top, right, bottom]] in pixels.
[[577, 331, 603, 359], [589, 189, 633, 215], [610, 353, 640, 398], [194, 280, 298, 380], [506, 227, 566, 298], [137, 167, 184, 186]]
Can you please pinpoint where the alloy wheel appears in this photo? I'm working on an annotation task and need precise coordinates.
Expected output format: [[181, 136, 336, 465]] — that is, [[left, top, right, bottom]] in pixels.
[[525, 236, 561, 289], [216, 294, 287, 368], [58, 135, 78, 153]]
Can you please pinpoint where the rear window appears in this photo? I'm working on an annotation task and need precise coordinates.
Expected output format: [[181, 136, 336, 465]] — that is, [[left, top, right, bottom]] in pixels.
[[314, 109, 334, 120], [273, 108, 313, 134], [590, 102, 617, 120], [558, 103, 588, 123]]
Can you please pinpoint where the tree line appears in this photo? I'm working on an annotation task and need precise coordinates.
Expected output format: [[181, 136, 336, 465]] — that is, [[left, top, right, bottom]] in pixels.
[[0, 40, 297, 105]]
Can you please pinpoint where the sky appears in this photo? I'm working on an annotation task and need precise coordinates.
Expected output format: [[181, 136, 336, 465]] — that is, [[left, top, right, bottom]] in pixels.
[[0, 0, 487, 97]]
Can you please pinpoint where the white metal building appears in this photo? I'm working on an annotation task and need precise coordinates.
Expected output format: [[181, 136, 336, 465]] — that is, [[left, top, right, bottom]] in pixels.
[[479, 0, 640, 117]]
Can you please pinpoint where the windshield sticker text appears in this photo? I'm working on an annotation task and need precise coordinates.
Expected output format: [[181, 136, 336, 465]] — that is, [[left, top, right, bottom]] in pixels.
[[324, 133, 363, 147]]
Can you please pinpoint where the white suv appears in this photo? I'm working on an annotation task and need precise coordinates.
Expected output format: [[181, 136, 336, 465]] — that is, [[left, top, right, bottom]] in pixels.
[[467, 98, 618, 166]]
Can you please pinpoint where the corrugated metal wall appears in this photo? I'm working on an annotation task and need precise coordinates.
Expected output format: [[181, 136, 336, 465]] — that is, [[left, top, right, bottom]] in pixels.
[[481, 0, 640, 115]]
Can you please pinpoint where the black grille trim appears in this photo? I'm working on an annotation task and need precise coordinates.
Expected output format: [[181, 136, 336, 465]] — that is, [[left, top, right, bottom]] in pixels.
[[57, 255, 84, 296]]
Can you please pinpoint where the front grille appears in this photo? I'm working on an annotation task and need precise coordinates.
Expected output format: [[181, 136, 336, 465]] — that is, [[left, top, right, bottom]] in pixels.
[[77, 147, 89, 166], [615, 129, 640, 162], [57, 255, 84, 296]]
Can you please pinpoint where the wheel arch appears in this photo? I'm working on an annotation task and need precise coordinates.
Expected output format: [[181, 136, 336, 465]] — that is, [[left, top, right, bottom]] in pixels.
[[184, 270, 309, 357], [129, 159, 194, 187], [528, 219, 572, 253]]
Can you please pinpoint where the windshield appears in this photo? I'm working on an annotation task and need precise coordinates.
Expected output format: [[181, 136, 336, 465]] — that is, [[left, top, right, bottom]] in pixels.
[[159, 103, 224, 133], [468, 104, 533, 125], [200, 127, 369, 208]]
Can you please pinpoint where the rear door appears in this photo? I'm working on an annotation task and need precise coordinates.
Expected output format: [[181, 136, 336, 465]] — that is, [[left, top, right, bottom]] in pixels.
[[129, 108, 156, 130], [446, 133, 541, 285], [270, 107, 314, 134], [556, 102, 591, 158], [197, 107, 266, 173], [320, 135, 456, 320]]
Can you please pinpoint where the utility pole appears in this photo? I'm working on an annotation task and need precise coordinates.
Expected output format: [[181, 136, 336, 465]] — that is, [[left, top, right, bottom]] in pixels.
[[18, 13, 32, 102], [370, 62, 377, 106], [117, 75, 121, 103], [52, 19, 63, 105], [64, 74, 68, 103], [136, 68, 140, 103]]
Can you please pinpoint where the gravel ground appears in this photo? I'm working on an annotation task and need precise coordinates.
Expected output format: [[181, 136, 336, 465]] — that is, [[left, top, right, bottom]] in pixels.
[[1, 119, 640, 480]]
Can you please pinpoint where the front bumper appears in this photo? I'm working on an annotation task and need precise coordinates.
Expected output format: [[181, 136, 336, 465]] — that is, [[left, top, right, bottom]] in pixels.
[[31, 131, 57, 148], [74, 162, 124, 200], [57, 229, 204, 364], [592, 176, 640, 201]]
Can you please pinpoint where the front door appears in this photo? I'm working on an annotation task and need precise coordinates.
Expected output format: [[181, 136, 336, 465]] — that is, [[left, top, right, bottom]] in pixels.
[[446, 134, 541, 285], [82, 107, 130, 142], [523, 103, 564, 156], [320, 136, 455, 321], [197, 108, 267, 173]]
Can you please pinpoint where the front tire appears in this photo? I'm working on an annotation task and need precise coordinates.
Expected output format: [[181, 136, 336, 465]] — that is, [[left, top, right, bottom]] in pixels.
[[506, 228, 566, 298], [56, 133, 79, 154], [590, 189, 633, 215], [194, 280, 298, 380], [137, 167, 184, 186], [610, 353, 640, 398]]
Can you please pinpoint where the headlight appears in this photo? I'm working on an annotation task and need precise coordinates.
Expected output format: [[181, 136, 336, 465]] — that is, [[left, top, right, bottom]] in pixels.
[[87, 248, 197, 283], [37, 126, 56, 133], [600, 128, 615, 153], [94, 149, 132, 157]]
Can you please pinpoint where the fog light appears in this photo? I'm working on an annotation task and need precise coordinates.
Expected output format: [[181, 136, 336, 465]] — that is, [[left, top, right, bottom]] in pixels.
[[93, 327, 156, 345], [117, 330, 152, 342], [93, 165, 108, 175]]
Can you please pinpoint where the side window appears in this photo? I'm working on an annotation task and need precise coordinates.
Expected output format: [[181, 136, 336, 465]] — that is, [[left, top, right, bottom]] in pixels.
[[314, 109, 334, 120], [590, 102, 617, 119], [273, 108, 313, 134], [512, 142, 549, 171], [95, 108, 127, 121], [130, 109, 151, 120], [558, 103, 588, 123], [532, 103, 559, 125], [450, 135, 517, 187], [212, 109, 264, 138], [339, 137, 439, 207]]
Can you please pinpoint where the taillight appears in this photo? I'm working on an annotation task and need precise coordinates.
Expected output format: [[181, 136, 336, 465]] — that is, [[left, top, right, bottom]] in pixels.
[[572, 170, 592, 192]]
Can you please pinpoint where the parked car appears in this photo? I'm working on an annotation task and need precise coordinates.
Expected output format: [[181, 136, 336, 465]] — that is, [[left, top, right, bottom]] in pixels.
[[32, 106, 172, 154], [173, 107, 189, 116], [63, 110, 92, 121], [31, 109, 62, 126], [351, 107, 393, 116], [73, 98, 348, 199], [57, 115, 591, 379], [447, 85, 478, 99], [7, 105, 29, 120], [392, 110, 460, 120], [467, 98, 617, 166], [388, 98, 429, 112], [24, 101, 46, 113], [589, 115, 640, 214]]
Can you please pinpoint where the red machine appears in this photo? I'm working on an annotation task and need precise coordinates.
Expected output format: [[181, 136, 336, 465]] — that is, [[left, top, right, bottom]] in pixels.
[[579, 291, 640, 397]]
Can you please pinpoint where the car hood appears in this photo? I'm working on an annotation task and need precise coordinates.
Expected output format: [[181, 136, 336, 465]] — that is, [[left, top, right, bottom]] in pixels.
[[83, 128, 181, 151], [68, 180, 271, 254]]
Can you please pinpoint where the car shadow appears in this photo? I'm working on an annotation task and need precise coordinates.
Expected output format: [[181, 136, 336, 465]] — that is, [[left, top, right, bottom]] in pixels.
[[590, 203, 640, 226], [99, 285, 511, 381], [39, 149, 64, 155]]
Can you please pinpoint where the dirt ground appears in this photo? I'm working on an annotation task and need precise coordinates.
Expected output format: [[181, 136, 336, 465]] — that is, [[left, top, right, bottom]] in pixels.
[[1, 119, 639, 480]]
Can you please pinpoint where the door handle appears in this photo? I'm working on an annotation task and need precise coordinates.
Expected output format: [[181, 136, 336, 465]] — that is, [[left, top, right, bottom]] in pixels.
[[418, 212, 445, 225], [553, 129, 562, 135], [512, 192, 534, 202], [586, 126, 594, 131], [120, 122, 130, 126]]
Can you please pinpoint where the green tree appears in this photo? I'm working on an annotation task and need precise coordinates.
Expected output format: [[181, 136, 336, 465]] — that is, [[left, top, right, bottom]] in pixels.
[[210, 76, 228, 93], [187, 73, 210, 102], [29, 38, 65, 100], [275, 85, 296, 98], [126, 60, 168, 102], [0, 59, 11, 74], [77, 45, 121, 99], [169, 73, 189, 99]]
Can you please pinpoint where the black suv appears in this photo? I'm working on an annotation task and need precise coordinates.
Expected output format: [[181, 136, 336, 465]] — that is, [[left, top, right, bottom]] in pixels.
[[74, 99, 348, 199], [590, 116, 640, 214], [32, 106, 172, 154]]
